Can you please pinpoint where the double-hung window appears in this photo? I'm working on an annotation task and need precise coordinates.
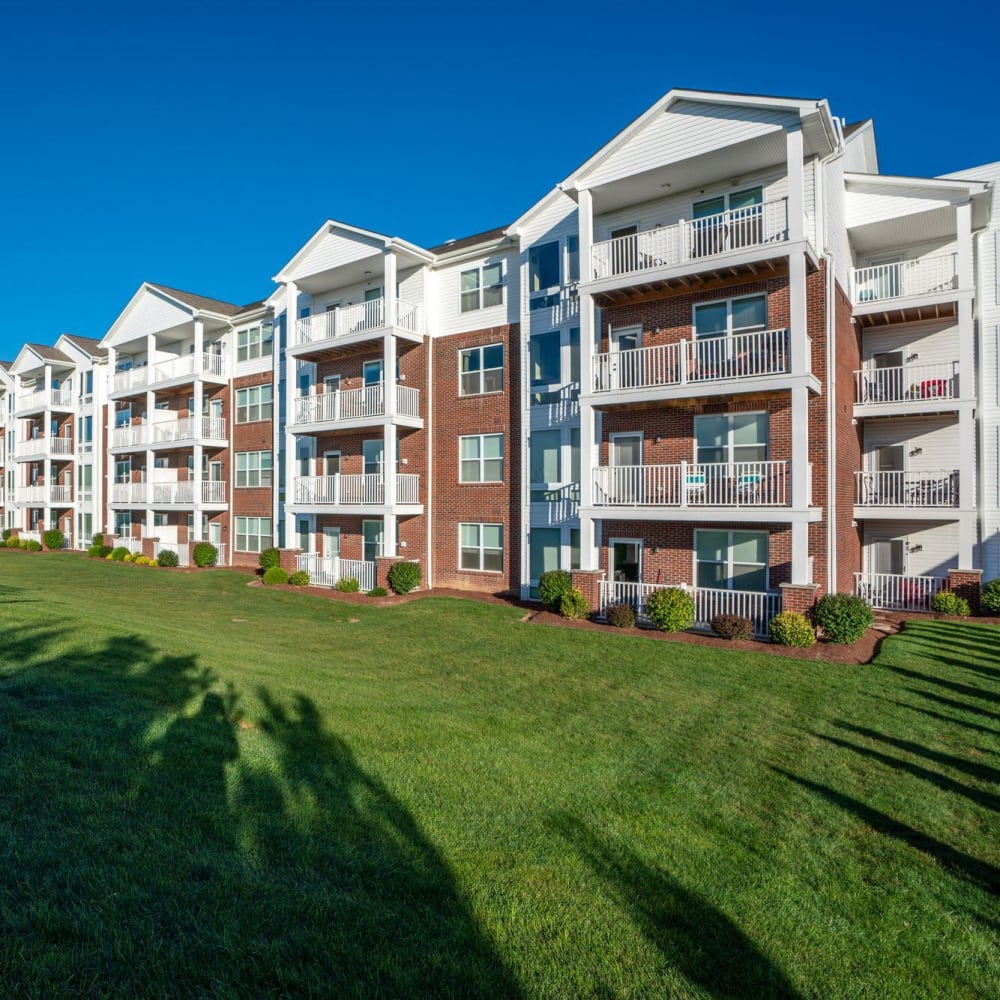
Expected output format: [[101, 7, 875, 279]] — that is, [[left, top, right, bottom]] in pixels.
[[459, 344, 503, 396], [459, 523, 503, 572], [237, 323, 274, 362], [236, 516, 272, 553], [460, 434, 504, 483], [460, 263, 503, 312], [694, 412, 768, 466], [530, 332, 561, 387], [235, 384, 272, 423], [236, 450, 273, 488], [695, 529, 768, 592]]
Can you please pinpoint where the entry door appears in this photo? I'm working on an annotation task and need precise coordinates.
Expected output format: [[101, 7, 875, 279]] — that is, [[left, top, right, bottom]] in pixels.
[[322, 527, 341, 559], [363, 440, 383, 477], [610, 225, 638, 275], [362, 520, 383, 562], [323, 451, 341, 476], [609, 326, 641, 389], [209, 399, 222, 428], [874, 444, 905, 504], [872, 350, 905, 402], [610, 434, 642, 503], [871, 538, 904, 575], [611, 539, 642, 583], [208, 521, 221, 546]]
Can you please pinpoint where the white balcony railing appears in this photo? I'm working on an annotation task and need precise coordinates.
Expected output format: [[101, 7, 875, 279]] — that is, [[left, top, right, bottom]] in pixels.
[[20, 485, 72, 505], [153, 541, 190, 567], [112, 416, 227, 448], [113, 353, 226, 394], [292, 384, 420, 426], [293, 298, 423, 348], [295, 553, 377, 592], [111, 480, 226, 505], [855, 470, 958, 507], [15, 387, 74, 413], [599, 580, 780, 638], [293, 473, 420, 506], [592, 199, 789, 281], [851, 254, 958, 305], [593, 461, 789, 507], [853, 363, 959, 405], [593, 329, 792, 394], [113, 536, 143, 555], [16, 436, 74, 458], [854, 572, 944, 612]]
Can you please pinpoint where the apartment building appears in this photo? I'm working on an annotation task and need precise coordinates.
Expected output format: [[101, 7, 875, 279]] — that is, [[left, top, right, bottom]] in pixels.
[[3, 88, 995, 631]]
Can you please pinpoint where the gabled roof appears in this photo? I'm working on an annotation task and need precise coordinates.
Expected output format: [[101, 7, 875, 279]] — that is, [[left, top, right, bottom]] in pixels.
[[147, 283, 244, 317], [10, 342, 74, 376], [842, 119, 871, 138], [61, 334, 108, 359], [427, 225, 510, 255], [26, 343, 73, 364]]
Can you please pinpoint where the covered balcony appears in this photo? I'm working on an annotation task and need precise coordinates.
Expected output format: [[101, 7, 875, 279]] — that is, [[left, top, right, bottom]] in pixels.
[[292, 384, 421, 431], [854, 470, 959, 509], [16, 436, 74, 461], [854, 572, 944, 613], [109, 479, 227, 507], [292, 473, 421, 510], [15, 386, 74, 415], [110, 416, 227, 451], [20, 484, 73, 505], [111, 353, 227, 397], [290, 298, 423, 353], [853, 362, 961, 415], [295, 553, 377, 592]]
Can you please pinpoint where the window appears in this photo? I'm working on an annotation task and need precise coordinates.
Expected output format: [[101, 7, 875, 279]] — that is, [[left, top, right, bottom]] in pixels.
[[153, 512, 168, 528], [530, 332, 560, 386], [529, 528, 561, 587], [237, 323, 274, 363], [236, 516, 272, 553], [569, 328, 580, 384], [693, 294, 767, 340], [459, 344, 503, 395], [115, 406, 131, 428], [460, 434, 504, 483], [80, 415, 93, 444], [696, 530, 768, 592], [566, 235, 580, 284], [236, 450, 273, 488], [695, 412, 768, 465], [363, 440, 383, 476], [530, 430, 561, 484], [79, 465, 93, 497], [459, 523, 503, 572], [529, 242, 560, 292], [460, 263, 503, 312], [235, 384, 273, 423], [692, 187, 763, 256]]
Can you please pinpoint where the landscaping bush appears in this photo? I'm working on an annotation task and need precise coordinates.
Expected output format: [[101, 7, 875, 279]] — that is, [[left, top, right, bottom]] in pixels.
[[192, 542, 218, 568], [123, 553, 133, 563], [605, 603, 636, 629], [7, 537, 21, 548], [263, 567, 289, 586], [769, 611, 816, 647], [646, 587, 696, 633], [1, 529, 9, 541], [367, 586, 389, 597], [87, 545, 103, 559], [288, 570, 310, 587], [387, 561, 421, 595], [157, 550, 179, 568], [259, 547, 281, 571], [99, 545, 113, 558], [538, 569, 573, 610], [931, 590, 970, 616], [43, 529, 64, 551], [19, 539, 29, 550], [711, 614, 754, 641], [26, 540, 42, 552], [334, 577, 360, 593], [92, 533, 104, 547], [980, 578, 1000, 614], [110, 547, 130, 562], [559, 587, 590, 620], [814, 593, 873, 644]]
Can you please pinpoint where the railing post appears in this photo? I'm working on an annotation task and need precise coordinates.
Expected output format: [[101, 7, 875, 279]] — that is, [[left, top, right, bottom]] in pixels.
[[679, 339, 688, 385], [680, 460, 688, 509]]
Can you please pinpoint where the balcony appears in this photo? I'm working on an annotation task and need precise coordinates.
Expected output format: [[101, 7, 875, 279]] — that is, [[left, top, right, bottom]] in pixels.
[[15, 387, 74, 415], [592, 461, 791, 509], [850, 255, 960, 325], [590, 199, 790, 286], [111, 416, 227, 451], [292, 473, 421, 508], [854, 572, 944, 612], [20, 485, 73, 505], [16, 436, 74, 461], [292, 384, 421, 430], [590, 329, 794, 402], [295, 553, 376, 591], [110, 480, 227, 507], [853, 363, 961, 415], [112, 353, 227, 396], [855, 470, 959, 509], [291, 298, 424, 352]]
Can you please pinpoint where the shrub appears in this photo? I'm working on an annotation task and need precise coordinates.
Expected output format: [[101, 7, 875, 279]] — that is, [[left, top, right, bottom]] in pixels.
[[192, 542, 218, 568], [559, 587, 590, 620], [288, 570, 310, 586], [335, 576, 360, 593], [387, 561, 421, 595], [149, 559, 159, 567], [931, 590, 970, 616], [1, 529, 9, 541], [711, 614, 754, 641], [263, 567, 289, 586], [99, 545, 113, 558], [92, 532, 104, 547], [157, 550, 179, 568], [980, 578, 1000, 614], [769, 611, 816, 647], [538, 569, 573, 610], [605, 603, 636, 629], [814, 593, 873, 644], [87, 545, 103, 559], [259, 547, 281, 571], [367, 586, 389, 597], [19, 539, 29, 550], [122, 553, 133, 563], [110, 547, 130, 562], [43, 529, 65, 551], [5, 537, 18, 548], [646, 587, 696, 633], [26, 540, 42, 552]]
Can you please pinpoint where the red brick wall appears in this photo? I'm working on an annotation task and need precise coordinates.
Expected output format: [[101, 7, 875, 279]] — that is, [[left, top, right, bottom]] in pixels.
[[231, 371, 273, 563], [430, 324, 520, 593]]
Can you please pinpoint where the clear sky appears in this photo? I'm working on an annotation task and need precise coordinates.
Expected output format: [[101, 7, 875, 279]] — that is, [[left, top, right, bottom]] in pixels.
[[1, 0, 995, 358]]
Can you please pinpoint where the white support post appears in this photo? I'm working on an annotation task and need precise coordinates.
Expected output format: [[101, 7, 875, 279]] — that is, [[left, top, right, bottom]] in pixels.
[[383, 422, 397, 545], [577, 188, 597, 570], [146, 333, 156, 375], [384, 328, 397, 419], [955, 202, 975, 507], [790, 384, 810, 510], [192, 375, 204, 541], [789, 250, 808, 376], [791, 521, 811, 585], [284, 282, 300, 542], [383, 249, 397, 331], [785, 124, 805, 244], [958, 514, 975, 567]]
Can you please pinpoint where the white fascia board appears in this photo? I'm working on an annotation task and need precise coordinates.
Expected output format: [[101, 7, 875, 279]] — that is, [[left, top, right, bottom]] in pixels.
[[100, 282, 194, 347], [10, 343, 60, 375], [845, 172, 991, 194], [429, 235, 515, 268], [506, 187, 566, 236]]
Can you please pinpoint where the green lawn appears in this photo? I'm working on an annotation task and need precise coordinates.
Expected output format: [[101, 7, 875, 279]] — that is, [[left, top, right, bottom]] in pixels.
[[0, 552, 997, 998]]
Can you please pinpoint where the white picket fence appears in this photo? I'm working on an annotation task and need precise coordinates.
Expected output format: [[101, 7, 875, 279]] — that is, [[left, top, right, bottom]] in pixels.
[[854, 572, 944, 612], [295, 553, 376, 591]]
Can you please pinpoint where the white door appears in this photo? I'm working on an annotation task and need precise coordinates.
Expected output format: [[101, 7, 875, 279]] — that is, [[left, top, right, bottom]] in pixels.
[[609, 326, 642, 390], [208, 521, 221, 546], [610, 433, 642, 503], [871, 538, 904, 576]]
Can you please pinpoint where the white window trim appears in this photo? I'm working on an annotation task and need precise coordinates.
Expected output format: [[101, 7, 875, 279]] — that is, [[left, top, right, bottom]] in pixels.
[[458, 522, 504, 573], [235, 515, 272, 553], [693, 529, 770, 593], [458, 343, 504, 397], [459, 433, 505, 484], [693, 411, 769, 464], [459, 262, 504, 313], [691, 292, 768, 339], [235, 384, 273, 424], [235, 450, 273, 488]]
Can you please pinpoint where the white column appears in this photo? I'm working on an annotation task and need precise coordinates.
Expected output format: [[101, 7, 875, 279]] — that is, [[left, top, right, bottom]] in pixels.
[[958, 515, 975, 567], [192, 375, 204, 541], [789, 250, 808, 375], [284, 283, 300, 542], [43, 365, 52, 396], [790, 384, 810, 510], [577, 188, 597, 569], [383, 249, 397, 330], [193, 319, 204, 369], [955, 202, 975, 515], [384, 328, 397, 419], [785, 124, 805, 244], [791, 521, 811, 585]]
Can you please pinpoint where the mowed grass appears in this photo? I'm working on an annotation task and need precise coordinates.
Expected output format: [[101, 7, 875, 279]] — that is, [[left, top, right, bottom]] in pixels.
[[0, 552, 997, 998]]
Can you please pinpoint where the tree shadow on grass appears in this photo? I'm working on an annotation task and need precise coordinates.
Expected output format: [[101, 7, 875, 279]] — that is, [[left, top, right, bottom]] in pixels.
[[880, 664, 997, 707], [0, 629, 519, 997], [876, 698, 998, 738], [551, 813, 801, 999], [904, 685, 1000, 722]]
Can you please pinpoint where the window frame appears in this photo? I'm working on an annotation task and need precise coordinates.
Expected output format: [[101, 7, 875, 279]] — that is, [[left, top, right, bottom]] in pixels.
[[692, 293, 768, 340], [694, 411, 769, 466], [529, 241, 561, 295], [236, 322, 275, 363], [235, 515, 272, 553], [459, 261, 504, 313], [694, 529, 769, 593], [458, 343, 504, 397], [459, 433, 504, 484], [235, 383, 273, 424], [458, 522, 504, 573], [235, 450, 273, 488]]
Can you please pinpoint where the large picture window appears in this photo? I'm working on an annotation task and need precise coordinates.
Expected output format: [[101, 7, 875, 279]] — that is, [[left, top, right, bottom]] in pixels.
[[459, 344, 503, 396], [235, 384, 272, 423], [459, 523, 503, 572], [236, 450, 273, 488], [237, 323, 274, 363], [236, 516, 272, 553], [694, 412, 768, 465], [695, 530, 768, 592], [459, 434, 504, 483]]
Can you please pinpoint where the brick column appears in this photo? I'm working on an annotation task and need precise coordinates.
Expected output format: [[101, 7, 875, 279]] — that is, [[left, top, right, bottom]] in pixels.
[[102, 533, 115, 548], [141, 536, 159, 560], [779, 582, 820, 617], [948, 568, 983, 614], [278, 548, 302, 575], [571, 569, 606, 614], [376, 556, 405, 591]]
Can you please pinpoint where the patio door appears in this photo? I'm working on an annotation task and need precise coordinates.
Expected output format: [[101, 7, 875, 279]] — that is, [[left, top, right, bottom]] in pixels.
[[611, 539, 642, 583], [608, 325, 641, 389], [609, 225, 638, 276], [872, 444, 905, 504], [872, 350, 905, 402], [870, 538, 904, 576], [362, 520, 383, 562], [322, 527, 341, 559], [610, 433, 642, 503]]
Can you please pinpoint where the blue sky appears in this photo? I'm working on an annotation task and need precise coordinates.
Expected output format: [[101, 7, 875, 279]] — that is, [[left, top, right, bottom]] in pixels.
[[1, 0, 995, 358]]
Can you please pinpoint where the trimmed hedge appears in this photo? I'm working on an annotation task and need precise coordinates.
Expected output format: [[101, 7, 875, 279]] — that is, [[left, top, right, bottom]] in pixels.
[[288, 570, 310, 587], [26, 540, 42, 552], [387, 561, 421, 595], [43, 530, 65, 551], [538, 570, 573, 610], [259, 547, 281, 571], [814, 593, 873, 644], [367, 586, 389, 597], [263, 567, 289, 586], [646, 587, 696, 633], [769, 612, 815, 647], [931, 590, 970, 616], [157, 550, 179, 568], [192, 542, 218, 568], [711, 614, 754, 641], [605, 603, 636, 629], [980, 578, 1000, 614], [559, 588, 590, 620], [110, 547, 130, 562]]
